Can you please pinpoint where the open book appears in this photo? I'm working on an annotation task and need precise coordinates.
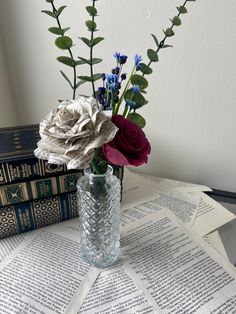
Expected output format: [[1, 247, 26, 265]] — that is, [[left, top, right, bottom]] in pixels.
[[0, 171, 235, 314]]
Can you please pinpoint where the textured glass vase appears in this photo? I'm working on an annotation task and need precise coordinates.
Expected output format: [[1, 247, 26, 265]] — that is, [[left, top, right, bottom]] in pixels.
[[77, 165, 121, 268]]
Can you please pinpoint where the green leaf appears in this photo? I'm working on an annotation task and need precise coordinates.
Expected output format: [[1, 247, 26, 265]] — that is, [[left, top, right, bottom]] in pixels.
[[60, 70, 73, 89], [77, 76, 93, 82], [86, 20, 97, 31], [177, 6, 187, 14], [55, 36, 73, 50], [86, 6, 97, 16], [46, 0, 54, 2], [151, 34, 159, 47], [147, 49, 159, 62], [127, 113, 146, 128], [48, 27, 64, 35], [91, 37, 104, 47], [131, 75, 148, 90], [164, 28, 175, 37], [79, 37, 91, 47], [77, 74, 102, 82], [57, 56, 76, 67], [160, 44, 173, 49], [55, 6, 67, 17], [124, 89, 147, 109], [78, 57, 102, 65], [91, 58, 103, 65], [172, 16, 182, 26], [41, 10, 56, 18], [92, 73, 103, 81], [139, 63, 153, 75], [76, 80, 87, 88]]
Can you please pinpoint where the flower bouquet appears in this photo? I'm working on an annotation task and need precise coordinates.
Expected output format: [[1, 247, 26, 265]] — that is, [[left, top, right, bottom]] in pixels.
[[35, 0, 195, 267]]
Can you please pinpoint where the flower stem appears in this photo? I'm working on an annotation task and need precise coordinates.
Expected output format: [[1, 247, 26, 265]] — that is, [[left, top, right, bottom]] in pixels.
[[144, 0, 188, 76], [90, 0, 96, 98], [113, 66, 136, 115], [51, 2, 77, 100]]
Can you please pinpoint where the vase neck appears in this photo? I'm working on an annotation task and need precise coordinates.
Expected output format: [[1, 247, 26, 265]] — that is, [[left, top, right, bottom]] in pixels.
[[84, 165, 113, 182]]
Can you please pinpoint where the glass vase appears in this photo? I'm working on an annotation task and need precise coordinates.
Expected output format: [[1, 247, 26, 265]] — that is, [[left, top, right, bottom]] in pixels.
[[77, 165, 121, 268]]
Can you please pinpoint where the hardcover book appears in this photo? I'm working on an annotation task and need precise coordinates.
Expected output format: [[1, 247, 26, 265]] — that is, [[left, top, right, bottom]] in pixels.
[[0, 124, 70, 185], [0, 191, 78, 239], [0, 172, 82, 206]]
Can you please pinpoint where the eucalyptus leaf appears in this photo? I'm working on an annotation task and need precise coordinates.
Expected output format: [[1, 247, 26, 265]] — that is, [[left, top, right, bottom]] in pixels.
[[46, 0, 54, 3], [91, 37, 104, 47], [79, 37, 91, 47], [127, 113, 146, 128], [147, 49, 159, 62], [160, 44, 173, 49], [76, 60, 86, 65], [86, 20, 97, 31], [139, 63, 153, 75], [177, 6, 188, 14], [164, 28, 175, 37], [41, 10, 56, 18], [76, 80, 87, 88], [57, 56, 76, 67], [131, 75, 148, 90], [77, 76, 93, 82], [86, 6, 97, 16], [55, 36, 73, 50], [92, 73, 103, 81], [55, 6, 67, 17], [151, 34, 159, 47], [133, 92, 147, 108], [60, 70, 73, 89], [78, 57, 102, 65], [172, 16, 182, 26], [48, 27, 64, 35], [124, 89, 147, 108]]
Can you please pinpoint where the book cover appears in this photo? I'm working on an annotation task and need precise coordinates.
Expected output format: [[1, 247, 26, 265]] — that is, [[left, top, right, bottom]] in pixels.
[[0, 192, 78, 239], [0, 172, 82, 206], [0, 124, 70, 185]]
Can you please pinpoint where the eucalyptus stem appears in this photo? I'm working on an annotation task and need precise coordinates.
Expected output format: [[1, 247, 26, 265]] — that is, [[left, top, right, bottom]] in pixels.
[[51, 2, 77, 99], [90, 0, 96, 98], [144, 0, 188, 75]]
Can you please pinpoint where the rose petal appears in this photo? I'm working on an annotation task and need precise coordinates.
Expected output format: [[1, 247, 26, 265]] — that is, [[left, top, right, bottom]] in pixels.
[[103, 144, 130, 166]]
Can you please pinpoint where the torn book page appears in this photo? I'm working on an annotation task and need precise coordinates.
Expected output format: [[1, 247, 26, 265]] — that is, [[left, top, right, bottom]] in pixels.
[[193, 192, 235, 236], [122, 209, 236, 314]]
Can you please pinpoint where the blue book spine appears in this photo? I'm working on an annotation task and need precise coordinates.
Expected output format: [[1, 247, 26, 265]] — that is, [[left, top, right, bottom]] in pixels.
[[0, 192, 78, 239]]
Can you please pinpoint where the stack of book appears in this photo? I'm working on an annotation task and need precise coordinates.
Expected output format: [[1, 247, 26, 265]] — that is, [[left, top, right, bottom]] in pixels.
[[0, 124, 83, 239]]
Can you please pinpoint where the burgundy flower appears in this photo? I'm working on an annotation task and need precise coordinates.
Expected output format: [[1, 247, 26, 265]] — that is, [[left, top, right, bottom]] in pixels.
[[103, 115, 151, 167]]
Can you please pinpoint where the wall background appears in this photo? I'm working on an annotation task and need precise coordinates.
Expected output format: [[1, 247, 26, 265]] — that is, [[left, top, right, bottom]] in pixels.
[[0, 0, 235, 191]]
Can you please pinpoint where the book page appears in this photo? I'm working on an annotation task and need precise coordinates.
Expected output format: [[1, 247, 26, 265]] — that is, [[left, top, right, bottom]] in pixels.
[[204, 230, 229, 261], [122, 209, 236, 314], [193, 193, 235, 236], [77, 266, 159, 314], [0, 222, 100, 314], [121, 191, 199, 228], [0, 233, 27, 263], [137, 172, 212, 192], [122, 170, 159, 211]]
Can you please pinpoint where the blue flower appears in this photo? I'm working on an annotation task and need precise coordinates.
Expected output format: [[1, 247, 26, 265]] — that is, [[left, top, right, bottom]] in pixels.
[[113, 74, 119, 84], [98, 87, 106, 94], [132, 85, 140, 94], [119, 55, 128, 64], [121, 73, 127, 80], [110, 83, 116, 92], [114, 52, 121, 62], [134, 54, 142, 67], [106, 74, 114, 85]]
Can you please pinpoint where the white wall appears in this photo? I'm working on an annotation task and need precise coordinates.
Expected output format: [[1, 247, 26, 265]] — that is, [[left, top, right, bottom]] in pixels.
[[0, 0, 236, 191], [0, 32, 18, 127]]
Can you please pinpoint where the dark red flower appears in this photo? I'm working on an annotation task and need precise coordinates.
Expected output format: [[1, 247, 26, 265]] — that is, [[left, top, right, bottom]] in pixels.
[[103, 115, 151, 167]]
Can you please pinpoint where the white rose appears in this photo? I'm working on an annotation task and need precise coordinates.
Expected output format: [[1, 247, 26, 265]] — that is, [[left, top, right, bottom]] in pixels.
[[34, 97, 118, 169]]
